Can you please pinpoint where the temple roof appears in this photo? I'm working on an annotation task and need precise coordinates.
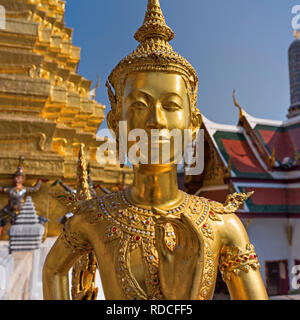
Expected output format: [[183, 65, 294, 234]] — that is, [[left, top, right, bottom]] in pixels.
[[200, 108, 300, 216], [240, 110, 300, 165]]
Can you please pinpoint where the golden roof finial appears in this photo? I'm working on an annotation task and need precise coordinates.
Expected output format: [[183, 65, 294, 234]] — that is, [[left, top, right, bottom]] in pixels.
[[91, 75, 100, 101], [232, 89, 245, 119], [76, 144, 92, 201], [269, 146, 276, 167], [294, 29, 300, 40]]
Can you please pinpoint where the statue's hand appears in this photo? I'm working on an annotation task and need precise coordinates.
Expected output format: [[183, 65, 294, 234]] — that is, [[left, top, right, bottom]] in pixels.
[[154, 213, 202, 300]]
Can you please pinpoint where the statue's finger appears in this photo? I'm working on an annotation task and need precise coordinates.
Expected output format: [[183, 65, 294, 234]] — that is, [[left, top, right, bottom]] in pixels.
[[167, 218, 188, 249], [153, 215, 183, 245], [154, 223, 170, 258]]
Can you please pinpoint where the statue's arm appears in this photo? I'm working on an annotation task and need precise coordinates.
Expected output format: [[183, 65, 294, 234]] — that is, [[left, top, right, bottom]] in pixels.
[[26, 180, 42, 194], [42, 214, 92, 300], [42, 234, 80, 299], [219, 214, 269, 300], [0, 186, 9, 194], [59, 181, 76, 194]]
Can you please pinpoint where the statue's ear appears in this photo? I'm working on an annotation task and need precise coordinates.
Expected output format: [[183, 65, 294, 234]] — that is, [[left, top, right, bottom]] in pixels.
[[191, 110, 202, 140]]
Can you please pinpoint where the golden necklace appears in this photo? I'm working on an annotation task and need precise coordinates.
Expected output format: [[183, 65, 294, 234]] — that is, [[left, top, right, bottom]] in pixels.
[[95, 190, 214, 300]]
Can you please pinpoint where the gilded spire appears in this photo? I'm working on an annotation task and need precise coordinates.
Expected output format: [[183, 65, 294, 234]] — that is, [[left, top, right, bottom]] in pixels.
[[134, 0, 174, 43], [76, 144, 92, 201]]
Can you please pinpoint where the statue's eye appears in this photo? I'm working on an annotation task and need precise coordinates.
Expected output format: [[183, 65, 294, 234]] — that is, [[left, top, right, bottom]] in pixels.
[[163, 101, 182, 111], [131, 101, 147, 110]]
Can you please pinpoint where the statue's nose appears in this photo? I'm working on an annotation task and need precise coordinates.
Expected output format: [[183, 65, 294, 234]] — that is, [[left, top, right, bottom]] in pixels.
[[146, 103, 166, 130]]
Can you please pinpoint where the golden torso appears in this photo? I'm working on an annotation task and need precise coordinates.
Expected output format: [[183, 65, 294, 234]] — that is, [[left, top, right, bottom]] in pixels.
[[59, 190, 261, 300]]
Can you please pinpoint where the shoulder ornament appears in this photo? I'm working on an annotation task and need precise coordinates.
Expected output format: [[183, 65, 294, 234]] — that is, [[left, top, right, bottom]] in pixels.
[[209, 192, 254, 215]]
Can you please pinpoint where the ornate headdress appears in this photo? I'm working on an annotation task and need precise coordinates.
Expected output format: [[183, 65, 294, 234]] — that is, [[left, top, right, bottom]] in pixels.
[[106, 0, 199, 115], [14, 156, 25, 177]]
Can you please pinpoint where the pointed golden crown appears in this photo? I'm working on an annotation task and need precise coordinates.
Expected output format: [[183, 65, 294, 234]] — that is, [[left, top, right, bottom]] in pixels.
[[134, 0, 174, 43], [76, 144, 92, 201], [107, 0, 199, 111], [14, 156, 25, 177]]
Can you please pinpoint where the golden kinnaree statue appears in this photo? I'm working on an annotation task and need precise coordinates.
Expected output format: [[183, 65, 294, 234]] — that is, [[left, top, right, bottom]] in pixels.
[[43, 0, 268, 300]]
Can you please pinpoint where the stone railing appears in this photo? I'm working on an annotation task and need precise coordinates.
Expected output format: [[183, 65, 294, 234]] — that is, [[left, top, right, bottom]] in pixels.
[[0, 246, 14, 299], [0, 237, 57, 300]]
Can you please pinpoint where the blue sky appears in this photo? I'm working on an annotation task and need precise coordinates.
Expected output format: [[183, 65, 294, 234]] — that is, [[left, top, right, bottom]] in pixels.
[[64, 0, 300, 130]]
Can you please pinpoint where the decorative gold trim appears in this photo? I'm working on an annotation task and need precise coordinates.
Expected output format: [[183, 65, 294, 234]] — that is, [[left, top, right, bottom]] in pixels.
[[219, 244, 260, 281]]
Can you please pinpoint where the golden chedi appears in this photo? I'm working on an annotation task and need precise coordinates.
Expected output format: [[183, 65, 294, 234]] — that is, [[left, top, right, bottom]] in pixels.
[[0, 0, 132, 238], [43, 0, 268, 300]]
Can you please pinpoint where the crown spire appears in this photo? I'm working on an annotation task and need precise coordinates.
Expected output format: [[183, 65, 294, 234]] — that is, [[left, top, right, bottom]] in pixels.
[[14, 156, 25, 177], [134, 0, 174, 43], [76, 144, 92, 201]]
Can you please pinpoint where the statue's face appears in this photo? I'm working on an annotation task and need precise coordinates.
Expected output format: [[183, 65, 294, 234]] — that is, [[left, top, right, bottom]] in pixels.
[[14, 175, 24, 186], [121, 72, 191, 164]]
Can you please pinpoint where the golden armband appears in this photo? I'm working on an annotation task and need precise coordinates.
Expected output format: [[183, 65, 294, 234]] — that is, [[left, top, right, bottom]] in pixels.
[[219, 244, 260, 281], [61, 225, 92, 254]]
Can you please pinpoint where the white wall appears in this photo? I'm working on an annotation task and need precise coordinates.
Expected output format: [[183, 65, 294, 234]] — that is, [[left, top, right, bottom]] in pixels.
[[242, 218, 300, 291]]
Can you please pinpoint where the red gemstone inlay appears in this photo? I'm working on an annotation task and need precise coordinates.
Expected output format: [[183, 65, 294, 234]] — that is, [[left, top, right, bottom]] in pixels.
[[98, 214, 102, 218], [209, 212, 214, 215], [236, 259, 240, 263], [136, 236, 140, 241], [146, 221, 150, 224], [203, 225, 207, 228], [112, 227, 117, 232], [244, 257, 248, 261], [250, 255, 254, 259]]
